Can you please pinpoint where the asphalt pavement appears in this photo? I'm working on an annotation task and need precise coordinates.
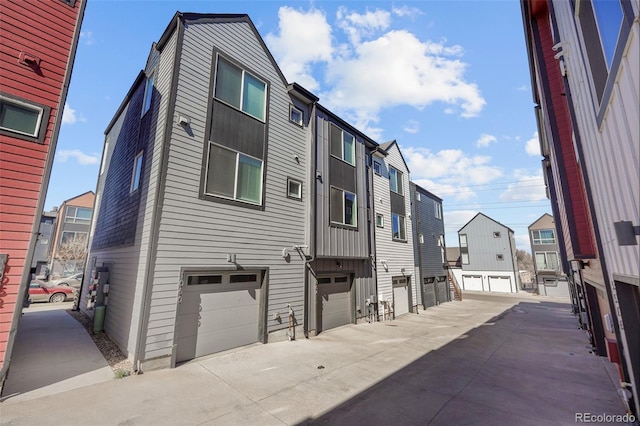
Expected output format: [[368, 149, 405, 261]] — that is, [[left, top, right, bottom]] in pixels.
[[0, 292, 630, 425]]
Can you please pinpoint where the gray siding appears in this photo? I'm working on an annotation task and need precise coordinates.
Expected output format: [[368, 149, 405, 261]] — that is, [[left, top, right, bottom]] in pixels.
[[411, 183, 445, 279], [146, 20, 308, 360], [314, 113, 370, 259], [459, 214, 515, 272]]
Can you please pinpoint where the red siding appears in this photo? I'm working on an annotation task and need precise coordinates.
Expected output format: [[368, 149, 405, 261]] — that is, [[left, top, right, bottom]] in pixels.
[[536, 11, 597, 260], [0, 0, 83, 373]]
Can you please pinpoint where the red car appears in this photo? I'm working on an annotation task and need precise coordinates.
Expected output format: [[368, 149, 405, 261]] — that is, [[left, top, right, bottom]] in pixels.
[[28, 280, 76, 303]]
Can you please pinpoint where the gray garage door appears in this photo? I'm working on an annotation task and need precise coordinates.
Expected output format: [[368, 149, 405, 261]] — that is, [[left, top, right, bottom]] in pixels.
[[423, 279, 436, 308], [393, 277, 410, 317], [436, 277, 449, 304], [175, 272, 262, 363], [317, 276, 351, 333]]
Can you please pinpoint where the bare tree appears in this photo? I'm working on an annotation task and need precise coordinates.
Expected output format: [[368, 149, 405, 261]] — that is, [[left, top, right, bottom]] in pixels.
[[53, 233, 88, 275], [516, 249, 535, 272]]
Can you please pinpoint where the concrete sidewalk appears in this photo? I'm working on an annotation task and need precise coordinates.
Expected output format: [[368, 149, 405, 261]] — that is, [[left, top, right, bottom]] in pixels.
[[0, 293, 629, 425]]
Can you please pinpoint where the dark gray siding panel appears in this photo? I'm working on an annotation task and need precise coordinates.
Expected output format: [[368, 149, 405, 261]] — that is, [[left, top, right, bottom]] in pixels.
[[390, 192, 405, 216], [210, 100, 265, 159], [329, 156, 356, 194], [412, 184, 445, 278]]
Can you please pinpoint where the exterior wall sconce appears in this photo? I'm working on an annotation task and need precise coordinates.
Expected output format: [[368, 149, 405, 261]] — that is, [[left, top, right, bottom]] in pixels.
[[613, 221, 639, 246], [380, 260, 388, 272]]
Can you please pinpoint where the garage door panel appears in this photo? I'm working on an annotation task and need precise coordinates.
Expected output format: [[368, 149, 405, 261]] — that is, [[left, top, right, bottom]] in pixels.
[[423, 282, 436, 308], [489, 276, 512, 293], [436, 281, 449, 303], [463, 275, 483, 291], [317, 280, 351, 332], [393, 285, 409, 316]]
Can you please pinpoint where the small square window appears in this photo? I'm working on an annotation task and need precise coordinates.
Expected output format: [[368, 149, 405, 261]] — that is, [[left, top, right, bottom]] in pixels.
[[289, 105, 303, 126], [376, 213, 384, 228], [496, 254, 504, 261], [287, 178, 302, 200], [493, 231, 501, 238], [373, 161, 382, 175]]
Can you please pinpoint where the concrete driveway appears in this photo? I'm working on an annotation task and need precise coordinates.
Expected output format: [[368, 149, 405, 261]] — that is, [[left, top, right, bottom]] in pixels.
[[0, 292, 628, 425]]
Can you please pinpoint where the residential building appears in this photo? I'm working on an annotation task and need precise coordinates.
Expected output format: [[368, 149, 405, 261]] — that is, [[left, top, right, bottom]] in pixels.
[[84, 13, 310, 370], [0, 0, 85, 388], [455, 213, 519, 293], [521, 0, 639, 415], [49, 191, 94, 277], [528, 213, 569, 297], [410, 182, 448, 309], [370, 141, 416, 318], [31, 210, 58, 277], [305, 105, 377, 333]]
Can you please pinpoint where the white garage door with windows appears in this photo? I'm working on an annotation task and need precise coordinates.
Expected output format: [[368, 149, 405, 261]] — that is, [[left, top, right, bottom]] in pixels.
[[489, 276, 512, 293], [317, 276, 351, 333], [463, 275, 483, 291], [393, 277, 410, 317], [175, 271, 262, 364]]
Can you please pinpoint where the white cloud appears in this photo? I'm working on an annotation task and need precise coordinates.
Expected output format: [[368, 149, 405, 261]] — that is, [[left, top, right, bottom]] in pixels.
[[516, 85, 528, 91], [267, 6, 486, 134], [80, 30, 95, 46], [515, 234, 532, 251], [392, 5, 424, 18], [62, 103, 85, 125], [403, 120, 419, 134], [57, 149, 99, 166], [499, 170, 546, 202], [404, 146, 502, 200], [265, 7, 333, 92], [476, 133, 497, 148], [525, 132, 541, 156]]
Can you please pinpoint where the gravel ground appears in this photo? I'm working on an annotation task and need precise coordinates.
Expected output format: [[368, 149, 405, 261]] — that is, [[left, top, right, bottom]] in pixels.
[[66, 309, 134, 376]]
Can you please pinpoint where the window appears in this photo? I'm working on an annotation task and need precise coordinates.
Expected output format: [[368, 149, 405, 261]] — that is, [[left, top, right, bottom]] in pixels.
[[591, 0, 624, 69], [373, 160, 382, 176], [330, 188, 356, 226], [392, 213, 406, 241], [496, 254, 504, 261], [389, 167, 403, 195], [532, 229, 556, 245], [419, 234, 424, 244], [205, 143, 263, 205], [435, 202, 442, 220], [289, 105, 303, 126], [100, 137, 110, 175], [461, 252, 469, 264], [493, 231, 501, 238], [0, 94, 47, 142], [61, 231, 88, 245], [65, 207, 92, 224], [215, 57, 266, 121], [376, 213, 384, 228], [459, 234, 468, 248], [131, 151, 144, 192], [188, 275, 222, 285], [416, 192, 421, 202], [535, 252, 559, 271], [142, 73, 154, 116], [330, 123, 355, 166], [287, 178, 302, 200]]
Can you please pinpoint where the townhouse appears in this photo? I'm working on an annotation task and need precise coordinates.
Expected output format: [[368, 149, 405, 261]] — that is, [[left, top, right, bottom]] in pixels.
[[528, 213, 569, 297], [521, 0, 639, 416], [0, 0, 85, 389]]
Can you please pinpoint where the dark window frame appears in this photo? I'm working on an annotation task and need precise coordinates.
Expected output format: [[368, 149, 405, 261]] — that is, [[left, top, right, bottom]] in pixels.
[[0, 92, 50, 144]]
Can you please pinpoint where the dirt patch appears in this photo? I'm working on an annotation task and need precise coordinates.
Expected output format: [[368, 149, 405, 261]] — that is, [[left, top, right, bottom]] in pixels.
[[66, 309, 134, 376]]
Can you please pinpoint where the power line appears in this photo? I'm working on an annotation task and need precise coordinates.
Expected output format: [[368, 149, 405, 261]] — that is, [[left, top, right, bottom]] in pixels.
[[445, 199, 550, 207]]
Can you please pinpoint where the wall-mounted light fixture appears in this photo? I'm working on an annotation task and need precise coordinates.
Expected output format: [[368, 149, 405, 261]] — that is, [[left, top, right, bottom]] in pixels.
[[613, 221, 639, 246]]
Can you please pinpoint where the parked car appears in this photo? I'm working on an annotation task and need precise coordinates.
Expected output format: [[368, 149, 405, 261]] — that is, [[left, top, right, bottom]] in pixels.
[[49, 273, 83, 289], [28, 280, 76, 303]]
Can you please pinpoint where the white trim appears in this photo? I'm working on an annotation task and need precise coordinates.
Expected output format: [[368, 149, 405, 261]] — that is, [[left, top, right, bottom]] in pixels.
[[0, 94, 44, 138]]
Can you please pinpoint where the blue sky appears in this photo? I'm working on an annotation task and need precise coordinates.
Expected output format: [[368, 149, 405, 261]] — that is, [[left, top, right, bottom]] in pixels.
[[48, 0, 550, 251]]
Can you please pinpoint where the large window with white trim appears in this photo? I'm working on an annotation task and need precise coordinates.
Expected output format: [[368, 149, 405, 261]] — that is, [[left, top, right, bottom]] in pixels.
[[65, 207, 92, 224], [0, 93, 48, 143], [330, 187, 356, 227], [532, 229, 556, 245], [535, 252, 559, 271], [214, 56, 266, 121], [205, 143, 263, 205], [389, 166, 403, 195], [392, 213, 406, 241]]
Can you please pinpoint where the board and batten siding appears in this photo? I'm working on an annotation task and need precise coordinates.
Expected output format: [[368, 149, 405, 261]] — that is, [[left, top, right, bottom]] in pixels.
[[460, 215, 514, 273], [83, 30, 178, 360], [411, 183, 446, 279], [373, 144, 416, 307], [314, 114, 370, 259], [144, 20, 308, 360], [554, 1, 639, 281]]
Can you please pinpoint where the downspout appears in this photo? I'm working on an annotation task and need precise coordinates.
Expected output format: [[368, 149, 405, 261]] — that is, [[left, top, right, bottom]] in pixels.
[[0, 0, 87, 387], [303, 101, 317, 339]]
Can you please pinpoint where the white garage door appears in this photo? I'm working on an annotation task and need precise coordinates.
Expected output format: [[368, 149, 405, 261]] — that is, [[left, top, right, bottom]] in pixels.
[[463, 275, 484, 291], [489, 276, 512, 293], [393, 277, 410, 317], [176, 272, 262, 363], [317, 276, 351, 333]]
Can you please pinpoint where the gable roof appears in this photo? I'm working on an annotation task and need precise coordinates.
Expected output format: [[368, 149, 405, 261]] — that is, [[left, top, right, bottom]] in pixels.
[[379, 140, 410, 174], [528, 212, 553, 229], [410, 181, 443, 202], [458, 212, 514, 234]]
